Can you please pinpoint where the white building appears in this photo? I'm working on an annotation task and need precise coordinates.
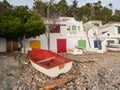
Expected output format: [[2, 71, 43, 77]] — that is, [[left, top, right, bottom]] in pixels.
[[86, 21, 120, 52], [98, 22, 120, 51], [2, 17, 120, 53], [84, 20, 104, 53], [25, 17, 88, 54], [26, 19, 120, 54]]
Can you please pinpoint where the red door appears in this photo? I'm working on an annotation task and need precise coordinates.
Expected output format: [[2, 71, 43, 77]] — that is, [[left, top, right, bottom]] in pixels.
[[57, 39, 66, 53]]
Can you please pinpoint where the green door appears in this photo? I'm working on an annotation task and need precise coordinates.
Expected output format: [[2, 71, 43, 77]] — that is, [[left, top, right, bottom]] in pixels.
[[77, 40, 86, 49]]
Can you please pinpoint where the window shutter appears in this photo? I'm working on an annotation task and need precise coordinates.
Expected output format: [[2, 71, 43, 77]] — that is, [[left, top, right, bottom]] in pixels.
[[72, 25, 76, 30], [78, 26, 80, 31], [118, 26, 120, 34]]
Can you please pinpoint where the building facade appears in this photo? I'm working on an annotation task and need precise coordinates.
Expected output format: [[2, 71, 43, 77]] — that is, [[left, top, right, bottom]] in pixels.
[[25, 17, 88, 54]]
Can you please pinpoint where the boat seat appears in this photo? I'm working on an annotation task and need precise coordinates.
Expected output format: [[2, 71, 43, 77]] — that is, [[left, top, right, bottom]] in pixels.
[[37, 56, 56, 63]]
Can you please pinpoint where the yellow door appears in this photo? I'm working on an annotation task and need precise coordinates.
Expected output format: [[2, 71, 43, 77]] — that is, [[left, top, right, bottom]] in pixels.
[[30, 40, 40, 49]]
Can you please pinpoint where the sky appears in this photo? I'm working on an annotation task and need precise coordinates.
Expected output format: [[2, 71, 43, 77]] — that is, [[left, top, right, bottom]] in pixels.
[[0, 0, 120, 11]]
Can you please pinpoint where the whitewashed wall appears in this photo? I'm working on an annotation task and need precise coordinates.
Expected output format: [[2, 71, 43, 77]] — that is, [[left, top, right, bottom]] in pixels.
[[25, 33, 63, 53], [26, 35, 48, 51], [99, 23, 120, 45], [100, 25, 117, 37], [25, 17, 88, 53], [50, 33, 64, 52]]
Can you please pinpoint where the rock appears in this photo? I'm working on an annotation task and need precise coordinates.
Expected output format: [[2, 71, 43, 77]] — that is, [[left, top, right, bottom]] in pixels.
[[1, 52, 120, 89], [12, 85, 19, 90], [68, 85, 75, 90]]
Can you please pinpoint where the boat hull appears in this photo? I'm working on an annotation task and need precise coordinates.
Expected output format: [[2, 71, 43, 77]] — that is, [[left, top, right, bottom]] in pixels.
[[30, 60, 72, 77], [28, 49, 72, 77]]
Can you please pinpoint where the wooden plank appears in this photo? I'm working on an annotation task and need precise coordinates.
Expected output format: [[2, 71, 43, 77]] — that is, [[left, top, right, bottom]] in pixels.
[[37, 56, 55, 63], [42, 75, 76, 90]]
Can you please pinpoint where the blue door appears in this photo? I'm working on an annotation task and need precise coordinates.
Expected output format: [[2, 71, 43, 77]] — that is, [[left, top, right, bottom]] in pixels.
[[94, 40, 102, 49]]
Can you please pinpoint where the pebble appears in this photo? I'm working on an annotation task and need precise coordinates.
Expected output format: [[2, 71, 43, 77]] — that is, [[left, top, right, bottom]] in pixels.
[[0, 51, 120, 89]]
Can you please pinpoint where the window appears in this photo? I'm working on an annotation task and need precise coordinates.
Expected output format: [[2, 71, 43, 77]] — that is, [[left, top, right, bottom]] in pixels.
[[72, 25, 77, 34], [93, 23, 99, 27], [118, 40, 120, 44], [78, 26, 80, 31], [50, 25, 60, 33], [118, 26, 120, 34], [72, 25, 76, 30], [107, 40, 114, 46]]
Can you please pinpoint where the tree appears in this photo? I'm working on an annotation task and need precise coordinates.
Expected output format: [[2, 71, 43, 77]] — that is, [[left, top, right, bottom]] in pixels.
[[112, 9, 120, 22], [57, 0, 68, 16], [70, 0, 78, 18], [0, 0, 12, 14], [114, 9, 120, 16], [101, 7, 112, 23], [87, 1, 113, 24], [0, 5, 46, 52], [76, 3, 92, 22], [33, 0, 47, 18], [0, 6, 46, 38], [33, 0, 59, 19], [49, 2, 59, 18]]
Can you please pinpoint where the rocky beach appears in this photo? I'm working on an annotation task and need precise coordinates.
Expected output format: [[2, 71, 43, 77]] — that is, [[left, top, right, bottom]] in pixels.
[[0, 51, 120, 90]]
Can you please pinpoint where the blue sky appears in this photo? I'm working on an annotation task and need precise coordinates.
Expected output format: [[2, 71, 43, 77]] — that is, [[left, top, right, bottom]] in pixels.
[[0, 0, 120, 11]]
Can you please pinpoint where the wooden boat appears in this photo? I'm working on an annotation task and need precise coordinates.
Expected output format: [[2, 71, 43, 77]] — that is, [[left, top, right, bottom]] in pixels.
[[28, 49, 72, 77]]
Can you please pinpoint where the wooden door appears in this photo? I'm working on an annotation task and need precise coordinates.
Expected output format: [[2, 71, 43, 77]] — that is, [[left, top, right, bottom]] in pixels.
[[6, 38, 18, 52], [94, 40, 101, 49], [77, 40, 86, 49], [57, 39, 66, 53], [0, 38, 6, 52], [30, 40, 41, 49]]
